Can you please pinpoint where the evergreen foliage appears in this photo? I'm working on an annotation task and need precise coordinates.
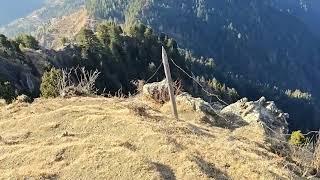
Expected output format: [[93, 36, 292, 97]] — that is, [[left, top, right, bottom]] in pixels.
[[0, 34, 21, 57], [40, 68, 62, 98], [0, 80, 15, 103], [15, 34, 40, 50]]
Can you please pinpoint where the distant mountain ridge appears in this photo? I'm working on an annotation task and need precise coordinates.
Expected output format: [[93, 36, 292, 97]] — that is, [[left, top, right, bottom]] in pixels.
[[271, 0, 320, 37], [0, 0, 85, 38], [0, 0, 44, 26]]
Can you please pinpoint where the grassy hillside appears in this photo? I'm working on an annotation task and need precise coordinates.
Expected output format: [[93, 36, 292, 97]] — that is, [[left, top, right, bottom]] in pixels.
[[0, 96, 299, 179]]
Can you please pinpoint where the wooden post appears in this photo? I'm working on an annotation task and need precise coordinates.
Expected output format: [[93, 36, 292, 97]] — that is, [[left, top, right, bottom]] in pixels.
[[162, 46, 179, 119]]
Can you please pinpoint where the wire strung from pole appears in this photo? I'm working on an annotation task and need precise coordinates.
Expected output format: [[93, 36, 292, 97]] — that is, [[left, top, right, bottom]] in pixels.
[[145, 62, 163, 84], [169, 58, 229, 106]]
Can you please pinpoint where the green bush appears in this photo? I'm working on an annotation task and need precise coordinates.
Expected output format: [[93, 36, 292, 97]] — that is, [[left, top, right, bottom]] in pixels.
[[289, 130, 306, 145], [40, 68, 62, 98], [0, 81, 15, 103], [15, 34, 40, 50]]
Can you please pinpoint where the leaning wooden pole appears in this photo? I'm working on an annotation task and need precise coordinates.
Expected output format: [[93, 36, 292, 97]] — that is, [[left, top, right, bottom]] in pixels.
[[162, 46, 179, 119]]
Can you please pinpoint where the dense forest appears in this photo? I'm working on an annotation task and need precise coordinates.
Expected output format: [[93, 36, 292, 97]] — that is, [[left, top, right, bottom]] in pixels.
[[0, 22, 239, 101], [85, 0, 320, 95]]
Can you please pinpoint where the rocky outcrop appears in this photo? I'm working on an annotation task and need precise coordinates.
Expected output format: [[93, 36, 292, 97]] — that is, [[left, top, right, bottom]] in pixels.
[[175, 93, 219, 115], [221, 97, 289, 135], [143, 80, 181, 104], [144, 81, 289, 136], [143, 80, 167, 102], [0, 49, 51, 96]]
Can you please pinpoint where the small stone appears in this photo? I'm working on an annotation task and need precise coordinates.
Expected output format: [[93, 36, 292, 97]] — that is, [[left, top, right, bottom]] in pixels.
[[15, 94, 31, 103]]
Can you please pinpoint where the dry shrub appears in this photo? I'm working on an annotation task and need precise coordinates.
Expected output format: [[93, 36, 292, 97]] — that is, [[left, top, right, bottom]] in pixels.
[[128, 103, 148, 116], [131, 80, 145, 94], [289, 144, 314, 177], [114, 88, 127, 98], [58, 67, 100, 98], [312, 134, 320, 177], [287, 132, 320, 178], [0, 99, 6, 106]]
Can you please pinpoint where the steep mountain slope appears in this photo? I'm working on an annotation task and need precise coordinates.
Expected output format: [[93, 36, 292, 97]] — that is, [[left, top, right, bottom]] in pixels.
[[0, 50, 49, 96], [271, 0, 320, 37], [0, 0, 44, 26], [0, 0, 85, 38], [0, 94, 301, 179], [0, 34, 52, 97], [36, 9, 90, 49], [86, 0, 320, 97]]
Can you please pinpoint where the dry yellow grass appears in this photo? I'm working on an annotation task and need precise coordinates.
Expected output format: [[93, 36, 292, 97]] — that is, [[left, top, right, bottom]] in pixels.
[[0, 96, 297, 179]]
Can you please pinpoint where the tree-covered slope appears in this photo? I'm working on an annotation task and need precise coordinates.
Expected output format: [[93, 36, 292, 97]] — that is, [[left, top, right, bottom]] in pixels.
[[85, 0, 320, 97], [271, 0, 320, 37], [84, 0, 320, 131], [86, 0, 320, 97]]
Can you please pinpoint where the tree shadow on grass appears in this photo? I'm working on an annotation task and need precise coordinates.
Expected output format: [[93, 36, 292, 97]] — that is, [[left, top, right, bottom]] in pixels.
[[187, 124, 215, 138], [151, 162, 176, 180], [191, 156, 230, 180]]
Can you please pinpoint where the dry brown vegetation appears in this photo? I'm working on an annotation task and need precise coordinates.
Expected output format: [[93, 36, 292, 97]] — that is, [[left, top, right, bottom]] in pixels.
[[36, 9, 89, 49], [0, 96, 300, 179]]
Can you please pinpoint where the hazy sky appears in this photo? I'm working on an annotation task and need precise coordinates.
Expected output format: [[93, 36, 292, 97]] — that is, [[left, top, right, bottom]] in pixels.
[[0, 0, 45, 26]]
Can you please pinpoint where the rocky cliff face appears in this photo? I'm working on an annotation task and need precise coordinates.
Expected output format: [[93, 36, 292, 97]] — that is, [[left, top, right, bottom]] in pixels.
[[221, 97, 289, 136], [0, 49, 51, 96]]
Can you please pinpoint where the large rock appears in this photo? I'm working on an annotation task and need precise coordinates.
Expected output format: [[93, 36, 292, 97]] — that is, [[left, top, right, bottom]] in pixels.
[[143, 80, 171, 103], [160, 92, 232, 128], [14, 94, 32, 103], [175, 92, 219, 115], [221, 97, 289, 135]]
